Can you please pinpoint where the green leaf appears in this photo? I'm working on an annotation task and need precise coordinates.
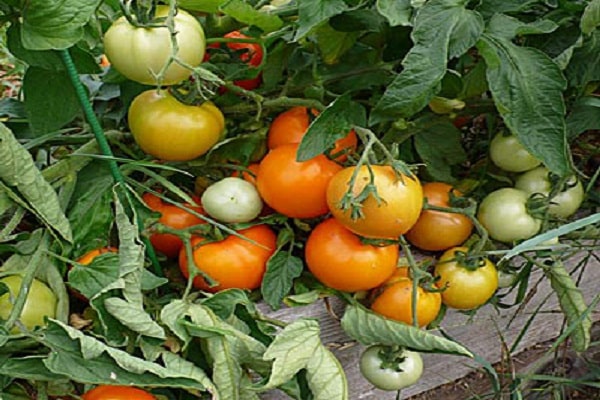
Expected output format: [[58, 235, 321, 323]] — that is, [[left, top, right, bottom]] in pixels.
[[314, 24, 360, 65], [581, 0, 600, 35], [220, 0, 283, 32], [376, 0, 413, 27], [370, 0, 484, 123], [67, 161, 114, 252], [182, 302, 269, 399], [260, 319, 321, 390], [0, 123, 72, 242], [104, 297, 166, 339], [68, 253, 120, 301], [0, 357, 65, 381], [261, 252, 303, 310], [306, 344, 349, 400], [6, 24, 63, 71], [565, 30, 600, 89], [485, 14, 558, 40], [477, 34, 570, 176], [567, 96, 600, 139], [341, 305, 473, 357], [22, 67, 80, 135], [294, 0, 349, 41], [297, 94, 366, 161], [414, 118, 467, 182], [42, 320, 214, 392], [476, 0, 538, 18], [457, 60, 488, 99], [545, 260, 592, 352], [21, 0, 103, 50]]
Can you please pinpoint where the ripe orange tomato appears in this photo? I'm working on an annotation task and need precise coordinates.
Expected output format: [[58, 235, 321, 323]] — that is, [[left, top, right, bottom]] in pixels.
[[370, 274, 441, 327], [326, 165, 423, 239], [405, 182, 473, 251], [305, 218, 398, 292], [267, 107, 358, 161], [143, 192, 205, 258], [179, 224, 276, 292], [76, 247, 117, 265], [256, 144, 342, 219], [81, 385, 155, 400]]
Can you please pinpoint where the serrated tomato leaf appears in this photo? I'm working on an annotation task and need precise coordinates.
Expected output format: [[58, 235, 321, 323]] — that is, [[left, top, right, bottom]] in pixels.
[[341, 304, 473, 357]]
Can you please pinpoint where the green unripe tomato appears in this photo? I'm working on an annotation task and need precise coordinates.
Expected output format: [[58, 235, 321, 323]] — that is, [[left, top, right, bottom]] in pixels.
[[103, 5, 206, 86], [201, 177, 263, 223], [359, 345, 423, 391], [489, 133, 541, 172], [477, 188, 542, 243], [515, 166, 584, 218], [0, 275, 57, 333]]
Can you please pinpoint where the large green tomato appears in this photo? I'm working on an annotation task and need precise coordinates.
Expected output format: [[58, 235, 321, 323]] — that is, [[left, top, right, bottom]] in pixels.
[[103, 6, 205, 86], [477, 188, 542, 243], [515, 166, 584, 218], [359, 345, 423, 391], [128, 90, 224, 161], [0, 275, 57, 332], [489, 133, 541, 172]]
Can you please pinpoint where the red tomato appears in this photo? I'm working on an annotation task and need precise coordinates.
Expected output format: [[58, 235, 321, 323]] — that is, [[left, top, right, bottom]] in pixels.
[[143, 192, 205, 258], [178, 225, 277, 292]]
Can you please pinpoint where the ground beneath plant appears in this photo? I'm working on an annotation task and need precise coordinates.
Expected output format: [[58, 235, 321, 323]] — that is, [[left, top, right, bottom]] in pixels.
[[409, 323, 600, 400]]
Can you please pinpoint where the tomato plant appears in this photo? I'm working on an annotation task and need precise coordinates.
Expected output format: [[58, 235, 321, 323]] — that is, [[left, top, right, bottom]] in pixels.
[[76, 247, 117, 265], [514, 166, 584, 218], [103, 6, 205, 86], [489, 133, 541, 173], [201, 177, 263, 223], [477, 188, 542, 243], [179, 225, 276, 292], [359, 345, 423, 391], [143, 192, 205, 258], [305, 218, 398, 292], [81, 385, 155, 400], [128, 90, 224, 161], [434, 247, 498, 310], [0, 275, 57, 332], [256, 144, 342, 219], [405, 182, 473, 251], [231, 163, 260, 186], [370, 274, 441, 327], [267, 107, 358, 160], [327, 165, 423, 239]]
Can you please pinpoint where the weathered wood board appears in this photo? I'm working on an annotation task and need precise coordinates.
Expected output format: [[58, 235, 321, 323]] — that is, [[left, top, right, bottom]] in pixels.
[[259, 250, 600, 399]]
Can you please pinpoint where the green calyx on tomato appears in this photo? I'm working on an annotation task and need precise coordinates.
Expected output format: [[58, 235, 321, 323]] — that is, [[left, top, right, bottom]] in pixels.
[[0, 275, 57, 333], [489, 132, 541, 173], [477, 188, 542, 243], [515, 166, 584, 219], [434, 247, 498, 310], [359, 345, 424, 391], [103, 6, 206, 86], [128, 90, 225, 162]]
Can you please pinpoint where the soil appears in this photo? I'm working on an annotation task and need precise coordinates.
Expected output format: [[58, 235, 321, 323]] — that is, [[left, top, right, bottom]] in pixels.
[[409, 323, 600, 400]]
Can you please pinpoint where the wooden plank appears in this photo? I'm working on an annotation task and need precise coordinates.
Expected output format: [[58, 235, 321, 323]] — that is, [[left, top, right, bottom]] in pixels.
[[259, 251, 600, 399]]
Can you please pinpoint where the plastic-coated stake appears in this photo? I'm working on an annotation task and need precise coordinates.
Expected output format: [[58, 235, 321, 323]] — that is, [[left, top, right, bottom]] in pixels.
[[59, 49, 163, 277]]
